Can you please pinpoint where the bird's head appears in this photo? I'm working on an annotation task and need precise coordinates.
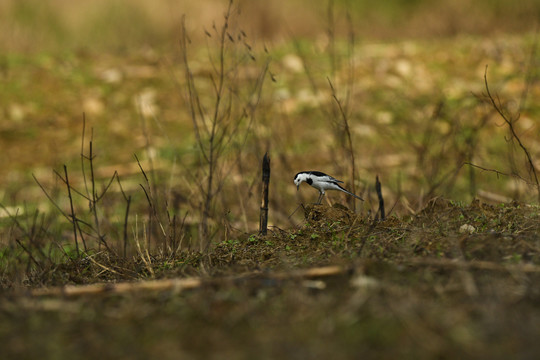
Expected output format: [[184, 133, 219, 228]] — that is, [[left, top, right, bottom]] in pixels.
[[293, 172, 307, 190]]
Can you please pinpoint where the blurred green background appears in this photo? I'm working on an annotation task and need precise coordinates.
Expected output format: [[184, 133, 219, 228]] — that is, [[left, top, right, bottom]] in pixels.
[[1, 0, 539, 234], [1, 0, 539, 53]]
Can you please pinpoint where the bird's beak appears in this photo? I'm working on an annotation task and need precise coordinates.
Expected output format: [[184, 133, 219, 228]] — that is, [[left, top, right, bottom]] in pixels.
[[296, 184, 299, 191]]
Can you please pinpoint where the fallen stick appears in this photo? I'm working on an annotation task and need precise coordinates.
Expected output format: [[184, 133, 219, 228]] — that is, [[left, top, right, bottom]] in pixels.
[[29, 258, 540, 298], [30, 277, 204, 298], [30, 265, 348, 298], [403, 257, 540, 273]]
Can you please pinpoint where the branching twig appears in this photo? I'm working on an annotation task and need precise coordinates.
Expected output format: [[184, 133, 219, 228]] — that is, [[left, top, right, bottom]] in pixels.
[[328, 78, 358, 210], [484, 65, 540, 201], [464, 162, 534, 185], [180, 0, 268, 249]]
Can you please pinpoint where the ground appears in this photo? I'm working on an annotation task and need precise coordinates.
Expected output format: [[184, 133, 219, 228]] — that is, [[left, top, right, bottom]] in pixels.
[[2, 200, 540, 359]]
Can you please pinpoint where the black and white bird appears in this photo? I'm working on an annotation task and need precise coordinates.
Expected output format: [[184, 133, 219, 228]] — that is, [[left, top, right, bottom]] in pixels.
[[294, 171, 364, 204]]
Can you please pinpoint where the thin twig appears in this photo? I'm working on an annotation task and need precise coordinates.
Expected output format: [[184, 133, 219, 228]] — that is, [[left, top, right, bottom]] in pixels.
[[63, 165, 80, 256], [123, 195, 131, 259], [328, 78, 358, 210], [80, 114, 90, 201], [32, 174, 70, 221], [464, 162, 534, 185], [88, 140, 110, 252], [484, 65, 539, 201]]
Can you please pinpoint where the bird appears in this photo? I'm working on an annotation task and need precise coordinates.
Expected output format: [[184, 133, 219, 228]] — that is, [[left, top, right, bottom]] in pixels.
[[293, 171, 364, 204]]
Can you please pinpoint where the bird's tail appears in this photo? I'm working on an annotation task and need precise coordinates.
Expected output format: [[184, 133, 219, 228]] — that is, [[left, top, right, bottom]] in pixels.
[[337, 185, 364, 201]]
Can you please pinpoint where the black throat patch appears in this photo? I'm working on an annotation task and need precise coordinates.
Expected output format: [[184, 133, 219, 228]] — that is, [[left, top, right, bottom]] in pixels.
[[306, 178, 313, 185]]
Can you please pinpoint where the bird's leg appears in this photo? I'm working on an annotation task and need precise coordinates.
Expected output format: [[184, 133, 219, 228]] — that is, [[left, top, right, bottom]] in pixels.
[[316, 192, 323, 205]]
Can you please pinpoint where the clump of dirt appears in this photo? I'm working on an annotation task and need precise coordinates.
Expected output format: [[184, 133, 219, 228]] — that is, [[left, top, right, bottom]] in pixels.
[[302, 203, 359, 225], [209, 199, 540, 277], [4, 198, 539, 287]]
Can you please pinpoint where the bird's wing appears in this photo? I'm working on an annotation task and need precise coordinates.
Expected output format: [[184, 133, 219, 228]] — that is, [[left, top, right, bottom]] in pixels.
[[328, 175, 344, 183], [309, 171, 330, 177], [307, 171, 343, 183]]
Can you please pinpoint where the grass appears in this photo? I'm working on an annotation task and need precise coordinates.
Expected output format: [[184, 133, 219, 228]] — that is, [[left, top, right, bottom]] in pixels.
[[1, 0, 540, 358]]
